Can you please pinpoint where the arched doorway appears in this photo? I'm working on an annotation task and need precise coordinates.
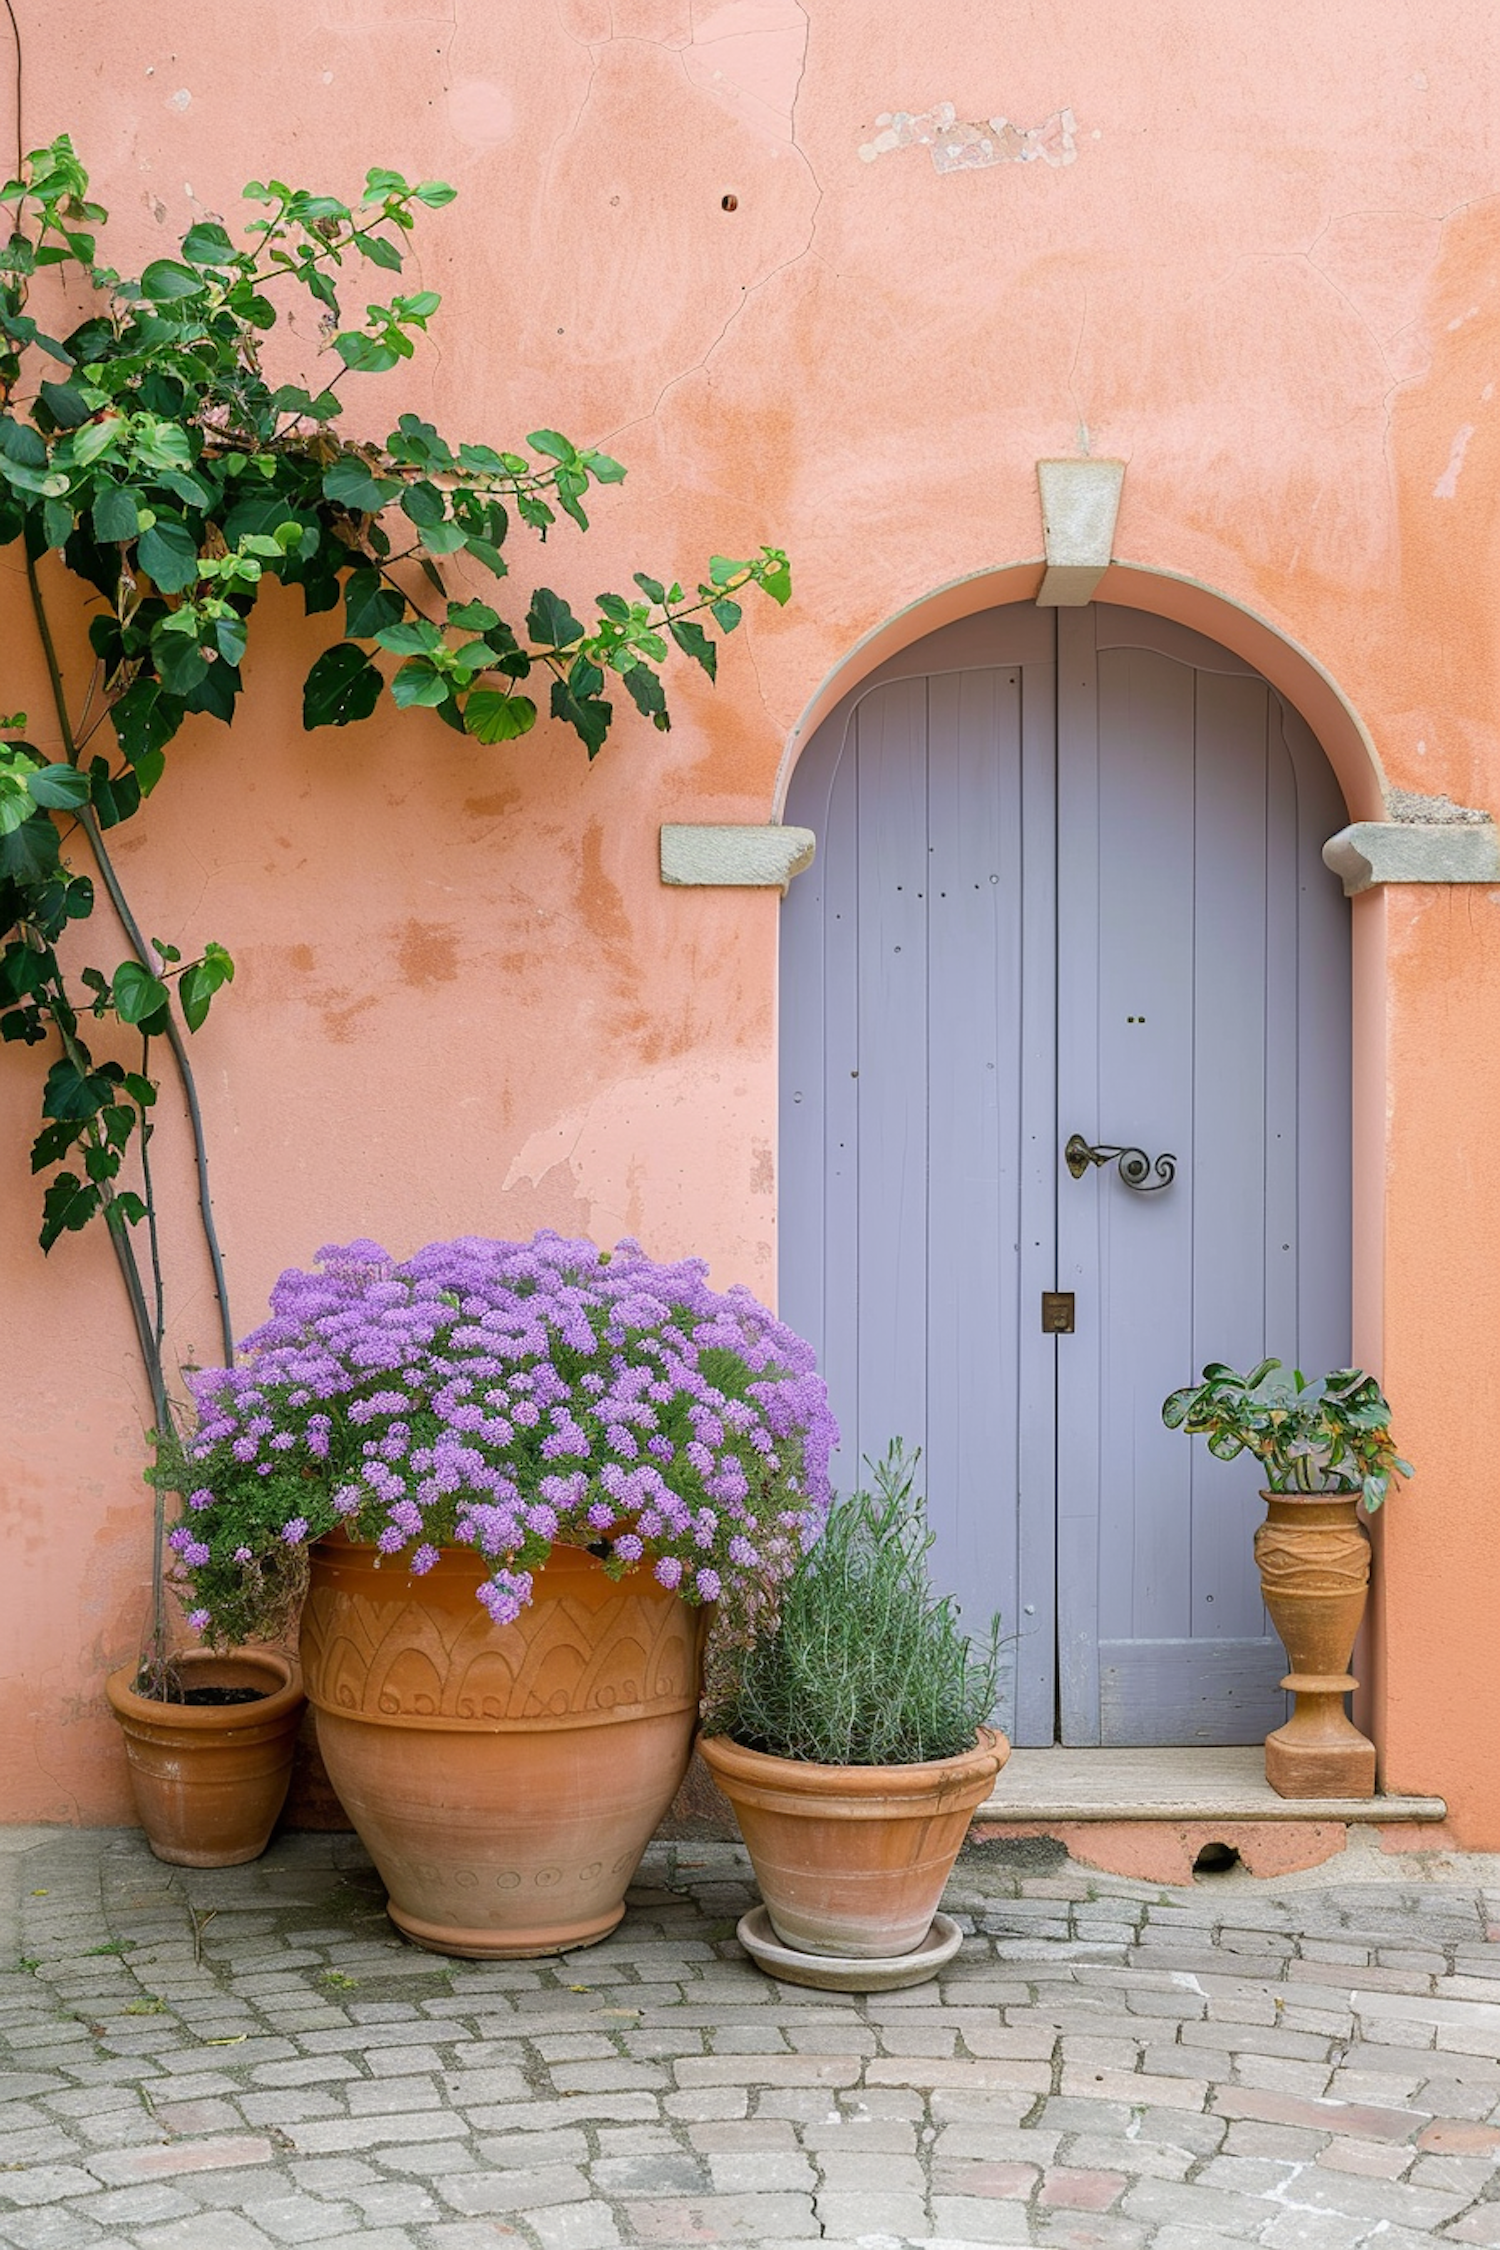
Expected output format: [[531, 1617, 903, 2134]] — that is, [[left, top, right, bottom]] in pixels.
[[779, 601, 1351, 1748]]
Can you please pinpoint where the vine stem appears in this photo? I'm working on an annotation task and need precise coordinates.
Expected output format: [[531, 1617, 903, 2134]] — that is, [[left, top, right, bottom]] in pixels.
[[24, 546, 236, 1367], [44, 1000, 174, 1669]]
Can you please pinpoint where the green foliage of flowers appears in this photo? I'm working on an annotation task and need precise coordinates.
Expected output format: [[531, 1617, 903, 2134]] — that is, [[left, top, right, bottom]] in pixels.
[[1161, 1359, 1411, 1509], [701, 1443, 1002, 1767]]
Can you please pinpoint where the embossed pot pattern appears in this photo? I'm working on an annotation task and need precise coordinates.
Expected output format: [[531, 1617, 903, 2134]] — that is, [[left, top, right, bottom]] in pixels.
[[300, 1537, 706, 1957], [1254, 1490, 1376, 1799]]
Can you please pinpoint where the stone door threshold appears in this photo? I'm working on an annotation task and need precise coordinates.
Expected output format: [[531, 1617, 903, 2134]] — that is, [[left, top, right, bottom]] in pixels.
[[977, 1745, 1447, 1824]]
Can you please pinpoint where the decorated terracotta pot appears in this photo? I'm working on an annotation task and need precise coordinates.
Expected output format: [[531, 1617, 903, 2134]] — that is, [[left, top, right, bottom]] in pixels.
[[299, 1537, 706, 1957], [106, 1648, 305, 1867], [698, 1728, 1006, 1958], [1255, 1489, 1376, 1798]]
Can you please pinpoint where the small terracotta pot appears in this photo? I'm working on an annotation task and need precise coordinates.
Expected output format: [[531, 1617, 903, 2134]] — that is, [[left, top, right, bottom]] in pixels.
[[698, 1728, 1007, 1958], [1255, 1489, 1376, 1798], [106, 1648, 305, 1867], [300, 1538, 706, 1958]]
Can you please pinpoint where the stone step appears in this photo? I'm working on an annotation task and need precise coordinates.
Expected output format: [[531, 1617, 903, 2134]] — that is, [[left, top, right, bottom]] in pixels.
[[979, 1745, 1446, 1824]]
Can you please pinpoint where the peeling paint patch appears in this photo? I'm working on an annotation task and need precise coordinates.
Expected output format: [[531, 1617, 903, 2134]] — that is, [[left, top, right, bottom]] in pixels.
[[860, 100, 1078, 174], [1387, 786, 1490, 825], [447, 79, 517, 147], [1433, 424, 1475, 499], [682, 1, 809, 147]]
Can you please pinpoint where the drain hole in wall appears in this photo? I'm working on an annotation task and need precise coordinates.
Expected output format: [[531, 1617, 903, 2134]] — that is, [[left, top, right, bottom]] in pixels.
[[1192, 1841, 1241, 1876]]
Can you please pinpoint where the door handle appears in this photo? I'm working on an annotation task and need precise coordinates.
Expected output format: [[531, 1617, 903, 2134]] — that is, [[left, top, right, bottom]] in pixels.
[[1065, 1134, 1176, 1192]]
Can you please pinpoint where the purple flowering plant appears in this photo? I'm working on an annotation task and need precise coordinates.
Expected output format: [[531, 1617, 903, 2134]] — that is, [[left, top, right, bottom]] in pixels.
[[158, 1232, 838, 1648]]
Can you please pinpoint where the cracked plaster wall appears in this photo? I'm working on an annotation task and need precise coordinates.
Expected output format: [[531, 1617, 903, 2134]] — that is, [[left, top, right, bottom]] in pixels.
[[6, 0, 1500, 1824]]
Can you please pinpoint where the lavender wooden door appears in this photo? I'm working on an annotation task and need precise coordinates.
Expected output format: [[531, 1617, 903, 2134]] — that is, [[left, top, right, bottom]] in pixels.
[[779, 602, 1351, 1747]]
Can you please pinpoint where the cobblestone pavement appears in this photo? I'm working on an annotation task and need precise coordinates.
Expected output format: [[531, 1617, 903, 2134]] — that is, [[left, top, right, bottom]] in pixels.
[[3, 1829, 1500, 2247]]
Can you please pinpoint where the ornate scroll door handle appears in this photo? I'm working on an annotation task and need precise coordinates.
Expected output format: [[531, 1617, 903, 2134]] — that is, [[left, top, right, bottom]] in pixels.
[[1064, 1134, 1177, 1192]]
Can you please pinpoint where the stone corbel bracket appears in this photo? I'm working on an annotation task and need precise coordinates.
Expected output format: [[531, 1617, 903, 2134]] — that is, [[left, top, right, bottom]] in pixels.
[[1035, 457, 1126, 606], [660, 823, 816, 892], [1323, 822, 1500, 895]]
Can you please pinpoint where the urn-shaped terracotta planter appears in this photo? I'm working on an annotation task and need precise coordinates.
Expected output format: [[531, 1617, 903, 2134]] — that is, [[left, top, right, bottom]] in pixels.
[[698, 1728, 1006, 1958], [1255, 1489, 1375, 1798], [299, 1538, 706, 1958], [106, 1648, 305, 1867]]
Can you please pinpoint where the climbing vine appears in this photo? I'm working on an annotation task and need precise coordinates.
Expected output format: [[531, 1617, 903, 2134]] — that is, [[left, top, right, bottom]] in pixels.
[[0, 135, 789, 1676]]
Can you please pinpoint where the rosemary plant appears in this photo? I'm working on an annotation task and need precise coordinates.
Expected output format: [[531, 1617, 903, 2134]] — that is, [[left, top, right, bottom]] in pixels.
[[702, 1443, 1001, 1766]]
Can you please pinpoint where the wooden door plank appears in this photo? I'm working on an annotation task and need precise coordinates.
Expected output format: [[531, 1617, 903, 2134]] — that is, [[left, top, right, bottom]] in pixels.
[[777, 711, 843, 1360], [1190, 668, 1278, 1640], [926, 666, 1023, 1726], [853, 679, 931, 1476], [1015, 639, 1060, 1746], [1092, 646, 1197, 1663], [1055, 607, 1103, 1744]]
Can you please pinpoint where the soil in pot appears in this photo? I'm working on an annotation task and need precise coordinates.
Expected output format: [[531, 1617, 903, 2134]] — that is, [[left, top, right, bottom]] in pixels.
[[699, 1727, 1006, 1959], [299, 1538, 707, 1958], [106, 1648, 306, 1868]]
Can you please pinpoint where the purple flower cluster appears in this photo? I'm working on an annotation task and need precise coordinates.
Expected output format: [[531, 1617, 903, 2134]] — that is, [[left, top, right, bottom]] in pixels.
[[174, 1233, 837, 1639]]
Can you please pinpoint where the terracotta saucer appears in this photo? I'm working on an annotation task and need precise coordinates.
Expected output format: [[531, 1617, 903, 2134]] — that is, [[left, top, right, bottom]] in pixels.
[[735, 1905, 965, 1992]]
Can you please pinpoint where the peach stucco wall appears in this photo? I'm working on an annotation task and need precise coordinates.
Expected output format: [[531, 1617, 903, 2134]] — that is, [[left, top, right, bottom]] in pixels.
[[5, 2, 1500, 1832]]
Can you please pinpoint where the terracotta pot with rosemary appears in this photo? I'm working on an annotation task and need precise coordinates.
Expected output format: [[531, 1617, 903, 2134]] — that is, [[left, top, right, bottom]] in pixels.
[[1163, 1360, 1412, 1798], [700, 1444, 1007, 1991]]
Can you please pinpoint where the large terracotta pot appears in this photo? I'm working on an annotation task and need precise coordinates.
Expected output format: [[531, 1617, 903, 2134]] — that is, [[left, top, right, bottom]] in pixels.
[[299, 1538, 706, 1958], [698, 1727, 1006, 1958], [1255, 1489, 1376, 1798], [106, 1648, 305, 1867]]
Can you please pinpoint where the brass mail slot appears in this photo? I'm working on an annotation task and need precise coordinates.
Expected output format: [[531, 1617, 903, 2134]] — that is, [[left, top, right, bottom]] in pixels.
[[1041, 1290, 1075, 1334]]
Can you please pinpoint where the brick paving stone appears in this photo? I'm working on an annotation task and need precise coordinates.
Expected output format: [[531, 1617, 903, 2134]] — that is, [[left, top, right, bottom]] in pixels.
[[1446, 2215, 1500, 2246], [0, 2163, 105, 2204], [926, 2194, 1031, 2239], [704, 2148, 816, 2190], [243, 2193, 362, 2241], [131, 2217, 277, 2249], [1257, 2216, 1374, 2250], [815, 2188, 931, 2233], [624, 2191, 820, 2237], [867, 2054, 1053, 2092], [523, 2207, 625, 2249], [1318, 2132, 1415, 2174], [930, 2157, 1037, 2198], [1422, 2117, 1500, 2151], [1059, 2062, 1210, 2109], [1213, 2081, 1427, 2138], [1039, 2163, 1127, 2208], [63, 2182, 199, 2225], [1120, 2173, 1270, 2234], [86, 2134, 276, 2183], [439, 2165, 592, 2213]]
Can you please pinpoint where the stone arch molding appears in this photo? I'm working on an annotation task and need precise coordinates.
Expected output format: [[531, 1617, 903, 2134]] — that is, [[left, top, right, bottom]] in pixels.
[[659, 467, 1500, 895]]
